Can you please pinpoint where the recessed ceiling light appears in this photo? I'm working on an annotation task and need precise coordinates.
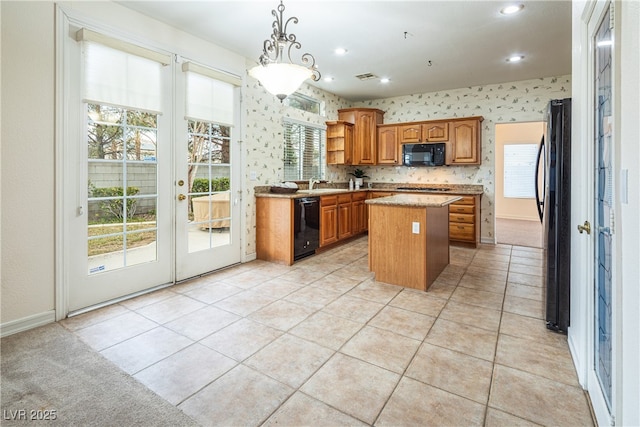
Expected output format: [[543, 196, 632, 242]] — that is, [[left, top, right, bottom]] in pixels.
[[380, 78, 390, 84], [506, 55, 524, 63], [323, 76, 334, 82], [500, 4, 524, 15], [334, 48, 348, 55]]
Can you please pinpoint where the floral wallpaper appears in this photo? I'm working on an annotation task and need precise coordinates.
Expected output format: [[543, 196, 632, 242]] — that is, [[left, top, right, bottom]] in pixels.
[[243, 69, 571, 256]]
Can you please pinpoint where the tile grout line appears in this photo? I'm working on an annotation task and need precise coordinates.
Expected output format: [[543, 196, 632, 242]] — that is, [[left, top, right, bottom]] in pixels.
[[482, 243, 512, 426]]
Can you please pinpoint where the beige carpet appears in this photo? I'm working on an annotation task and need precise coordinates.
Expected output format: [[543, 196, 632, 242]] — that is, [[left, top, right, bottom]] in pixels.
[[1, 323, 198, 426], [496, 218, 544, 248]]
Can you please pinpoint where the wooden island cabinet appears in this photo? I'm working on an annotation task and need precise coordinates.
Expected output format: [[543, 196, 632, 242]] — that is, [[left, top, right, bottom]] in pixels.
[[366, 194, 461, 291]]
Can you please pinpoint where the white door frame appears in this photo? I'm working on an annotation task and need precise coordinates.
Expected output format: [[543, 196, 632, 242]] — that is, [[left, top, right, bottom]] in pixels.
[[54, 5, 246, 318], [570, 1, 619, 425]]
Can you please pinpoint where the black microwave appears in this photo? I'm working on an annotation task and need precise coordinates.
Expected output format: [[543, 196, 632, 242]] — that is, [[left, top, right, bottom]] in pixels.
[[402, 143, 446, 166]]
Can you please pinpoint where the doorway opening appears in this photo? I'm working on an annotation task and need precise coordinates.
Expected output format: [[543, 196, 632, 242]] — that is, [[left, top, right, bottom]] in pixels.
[[495, 122, 544, 248]]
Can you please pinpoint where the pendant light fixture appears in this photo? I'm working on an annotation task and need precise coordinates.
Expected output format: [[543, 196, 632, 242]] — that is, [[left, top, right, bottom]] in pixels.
[[248, 1, 320, 101]]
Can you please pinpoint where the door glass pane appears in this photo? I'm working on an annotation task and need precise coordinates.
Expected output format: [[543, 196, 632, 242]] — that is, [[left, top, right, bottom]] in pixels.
[[187, 120, 231, 253], [87, 103, 159, 274], [594, 5, 613, 410]]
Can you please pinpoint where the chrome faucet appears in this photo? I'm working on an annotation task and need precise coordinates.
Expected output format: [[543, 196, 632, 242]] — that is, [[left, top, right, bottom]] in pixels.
[[309, 177, 320, 190]]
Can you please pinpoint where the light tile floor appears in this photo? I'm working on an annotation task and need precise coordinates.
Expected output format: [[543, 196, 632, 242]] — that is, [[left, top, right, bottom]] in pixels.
[[62, 237, 594, 426]]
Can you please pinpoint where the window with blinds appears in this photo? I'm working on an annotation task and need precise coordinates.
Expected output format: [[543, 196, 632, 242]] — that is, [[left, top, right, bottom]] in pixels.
[[504, 143, 538, 198], [283, 120, 325, 181]]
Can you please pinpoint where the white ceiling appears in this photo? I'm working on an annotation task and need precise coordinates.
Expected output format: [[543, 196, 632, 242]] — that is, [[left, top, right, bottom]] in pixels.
[[118, 0, 572, 102]]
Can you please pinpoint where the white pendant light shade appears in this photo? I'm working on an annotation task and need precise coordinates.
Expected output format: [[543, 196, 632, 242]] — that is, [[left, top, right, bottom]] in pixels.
[[249, 1, 320, 101], [249, 63, 313, 101]]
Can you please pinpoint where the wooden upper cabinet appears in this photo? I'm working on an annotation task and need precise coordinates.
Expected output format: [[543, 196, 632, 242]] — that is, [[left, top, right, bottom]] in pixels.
[[399, 122, 449, 143], [448, 119, 481, 165], [377, 125, 400, 165], [423, 122, 449, 141], [338, 108, 384, 165], [326, 121, 353, 165], [399, 124, 422, 143]]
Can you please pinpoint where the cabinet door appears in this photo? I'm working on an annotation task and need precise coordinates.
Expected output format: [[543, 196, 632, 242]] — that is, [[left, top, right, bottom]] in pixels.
[[423, 122, 449, 142], [399, 124, 422, 143], [320, 205, 338, 246], [353, 111, 379, 165], [377, 126, 399, 165], [352, 200, 368, 233], [449, 120, 479, 164], [337, 202, 353, 239]]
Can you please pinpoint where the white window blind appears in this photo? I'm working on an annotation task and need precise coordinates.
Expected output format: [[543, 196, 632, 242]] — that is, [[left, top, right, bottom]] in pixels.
[[283, 120, 325, 181], [81, 35, 165, 114], [504, 143, 538, 198], [76, 30, 168, 114], [183, 62, 237, 126]]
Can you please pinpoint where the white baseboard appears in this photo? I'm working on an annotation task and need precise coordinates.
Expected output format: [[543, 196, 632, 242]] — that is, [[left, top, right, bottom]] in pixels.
[[1, 310, 56, 338], [481, 236, 497, 245], [242, 252, 257, 263]]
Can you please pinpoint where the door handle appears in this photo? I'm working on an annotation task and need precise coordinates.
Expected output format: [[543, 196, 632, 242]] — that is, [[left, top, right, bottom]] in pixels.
[[577, 221, 591, 234], [178, 194, 186, 201]]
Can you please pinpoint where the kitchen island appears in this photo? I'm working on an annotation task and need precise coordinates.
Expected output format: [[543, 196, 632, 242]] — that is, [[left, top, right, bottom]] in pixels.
[[366, 193, 461, 291]]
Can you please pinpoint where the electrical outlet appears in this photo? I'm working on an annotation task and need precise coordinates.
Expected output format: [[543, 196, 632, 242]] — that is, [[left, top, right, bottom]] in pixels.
[[250, 171, 257, 181], [412, 222, 420, 234]]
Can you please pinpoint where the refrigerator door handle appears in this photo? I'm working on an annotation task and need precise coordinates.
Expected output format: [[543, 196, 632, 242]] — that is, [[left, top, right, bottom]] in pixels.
[[534, 135, 545, 223]]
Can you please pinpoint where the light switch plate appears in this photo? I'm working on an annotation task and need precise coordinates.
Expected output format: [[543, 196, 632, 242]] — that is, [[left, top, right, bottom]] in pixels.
[[412, 222, 420, 234], [620, 169, 628, 204], [250, 171, 257, 181]]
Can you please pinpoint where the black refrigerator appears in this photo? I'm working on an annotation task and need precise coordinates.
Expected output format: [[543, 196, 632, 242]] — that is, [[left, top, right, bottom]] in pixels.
[[535, 98, 571, 333]]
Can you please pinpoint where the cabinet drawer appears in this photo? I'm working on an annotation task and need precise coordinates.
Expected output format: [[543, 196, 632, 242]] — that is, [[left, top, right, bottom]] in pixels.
[[352, 191, 367, 202], [449, 223, 475, 241], [449, 213, 475, 224], [453, 196, 475, 205], [449, 204, 474, 214], [321, 196, 337, 206], [337, 194, 353, 204]]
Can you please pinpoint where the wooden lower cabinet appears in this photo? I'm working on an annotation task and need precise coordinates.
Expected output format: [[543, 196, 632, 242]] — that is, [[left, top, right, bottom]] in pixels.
[[256, 197, 294, 265], [337, 194, 353, 240], [352, 192, 368, 234], [320, 192, 369, 247], [448, 195, 481, 246], [320, 196, 338, 247]]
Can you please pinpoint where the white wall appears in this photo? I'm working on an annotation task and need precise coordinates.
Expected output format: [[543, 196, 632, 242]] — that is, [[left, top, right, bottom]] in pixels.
[[1, 1, 56, 328], [616, 1, 639, 424]]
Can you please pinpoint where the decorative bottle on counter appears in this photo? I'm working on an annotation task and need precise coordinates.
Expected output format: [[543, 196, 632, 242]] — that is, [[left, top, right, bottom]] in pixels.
[[349, 178, 354, 191]]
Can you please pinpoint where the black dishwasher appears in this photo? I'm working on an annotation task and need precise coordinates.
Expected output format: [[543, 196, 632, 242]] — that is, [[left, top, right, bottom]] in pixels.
[[293, 197, 320, 260]]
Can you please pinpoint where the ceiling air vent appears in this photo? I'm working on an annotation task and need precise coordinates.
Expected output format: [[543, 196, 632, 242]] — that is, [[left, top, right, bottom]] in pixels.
[[355, 73, 378, 81]]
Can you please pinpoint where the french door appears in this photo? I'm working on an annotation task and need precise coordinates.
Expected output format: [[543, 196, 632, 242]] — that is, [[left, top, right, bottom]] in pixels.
[[174, 67, 242, 281], [585, 1, 616, 424], [62, 18, 241, 313]]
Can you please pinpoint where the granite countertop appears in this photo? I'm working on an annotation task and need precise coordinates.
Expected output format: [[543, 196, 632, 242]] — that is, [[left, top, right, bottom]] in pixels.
[[365, 193, 462, 207], [255, 183, 483, 199]]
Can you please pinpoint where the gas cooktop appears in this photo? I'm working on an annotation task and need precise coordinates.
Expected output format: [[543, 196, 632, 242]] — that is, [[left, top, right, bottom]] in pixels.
[[396, 187, 451, 192]]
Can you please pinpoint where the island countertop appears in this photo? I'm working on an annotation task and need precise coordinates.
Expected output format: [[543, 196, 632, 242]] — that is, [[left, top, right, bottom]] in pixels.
[[365, 193, 462, 207]]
